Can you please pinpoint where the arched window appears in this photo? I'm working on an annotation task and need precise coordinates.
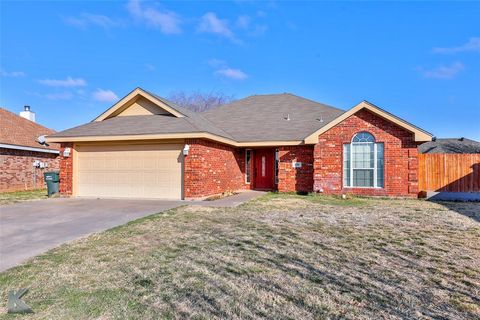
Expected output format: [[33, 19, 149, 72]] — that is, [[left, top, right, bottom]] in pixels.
[[343, 132, 384, 188], [352, 131, 375, 143]]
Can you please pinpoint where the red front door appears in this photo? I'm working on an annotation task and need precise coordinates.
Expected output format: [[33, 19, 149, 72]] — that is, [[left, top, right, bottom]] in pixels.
[[254, 149, 275, 190]]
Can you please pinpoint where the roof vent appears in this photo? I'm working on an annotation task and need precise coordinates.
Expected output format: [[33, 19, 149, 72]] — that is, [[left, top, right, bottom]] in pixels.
[[432, 137, 437, 141], [19, 105, 36, 122], [317, 116, 324, 123], [284, 113, 290, 121], [459, 137, 464, 141]]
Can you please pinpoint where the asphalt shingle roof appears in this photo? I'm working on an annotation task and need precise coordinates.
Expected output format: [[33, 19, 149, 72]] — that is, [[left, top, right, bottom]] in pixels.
[[49, 92, 345, 142], [0, 108, 59, 150], [203, 93, 344, 141], [52, 114, 235, 140], [419, 138, 480, 154]]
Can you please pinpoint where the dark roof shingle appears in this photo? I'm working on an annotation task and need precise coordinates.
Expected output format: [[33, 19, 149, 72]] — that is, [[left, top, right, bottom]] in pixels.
[[52, 114, 235, 140], [49, 92, 344, 143], [203, 93, 344, 141], [419, 138, 480, 154]]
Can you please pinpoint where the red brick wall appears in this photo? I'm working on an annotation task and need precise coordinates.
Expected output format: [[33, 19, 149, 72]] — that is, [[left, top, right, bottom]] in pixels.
[[184, 139, 247, 198], [278, 146, 314, 193], [55, 110, 419, 199], [59, 143, 73, 195], [313, 109, 419, 197], [0, 147, 59, 192]]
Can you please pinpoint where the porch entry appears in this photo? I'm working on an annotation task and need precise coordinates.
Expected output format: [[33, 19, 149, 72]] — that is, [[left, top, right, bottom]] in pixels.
[[254, 148, 276, 190]]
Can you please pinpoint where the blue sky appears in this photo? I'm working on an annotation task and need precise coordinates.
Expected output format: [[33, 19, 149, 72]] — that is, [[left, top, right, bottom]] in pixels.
[[1, 1, 479, 139]]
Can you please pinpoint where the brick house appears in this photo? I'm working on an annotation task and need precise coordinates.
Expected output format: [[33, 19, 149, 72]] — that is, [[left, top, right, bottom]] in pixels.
[[1, 107, 60, 192], [47, 88, 432, 199]]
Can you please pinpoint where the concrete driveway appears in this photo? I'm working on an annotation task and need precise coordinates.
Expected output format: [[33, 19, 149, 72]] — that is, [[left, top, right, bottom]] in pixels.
[[0, 198, 183, 272]]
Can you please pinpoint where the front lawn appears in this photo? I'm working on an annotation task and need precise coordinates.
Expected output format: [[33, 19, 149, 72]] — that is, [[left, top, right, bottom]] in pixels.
[[0, 189, 47, 205], [0, 194, 479, 319]]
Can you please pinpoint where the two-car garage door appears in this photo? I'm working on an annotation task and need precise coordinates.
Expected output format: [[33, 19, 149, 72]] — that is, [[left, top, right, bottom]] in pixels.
[[75, 144, 183, 199]]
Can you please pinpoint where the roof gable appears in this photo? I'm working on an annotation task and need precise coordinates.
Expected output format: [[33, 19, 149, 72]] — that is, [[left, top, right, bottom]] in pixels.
[[94, 88, 186, 121], [115, 96, 172, 117], [304, 101, 433, 143], [48, 89, 432, 146]]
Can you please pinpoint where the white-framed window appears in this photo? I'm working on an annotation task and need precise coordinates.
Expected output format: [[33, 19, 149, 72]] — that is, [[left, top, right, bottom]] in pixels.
[[343, 132, 384, 188], [245, 149, 252, 183]]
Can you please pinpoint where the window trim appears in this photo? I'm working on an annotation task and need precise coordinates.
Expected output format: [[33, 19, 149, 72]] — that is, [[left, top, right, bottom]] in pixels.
[[245, 149, 252, 184], [344, 132, 384, 189], [274, 149, 279, 184]]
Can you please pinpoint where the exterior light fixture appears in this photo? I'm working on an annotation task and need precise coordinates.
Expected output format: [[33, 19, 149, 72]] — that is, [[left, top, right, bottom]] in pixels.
[[183, 144, 190, 156]]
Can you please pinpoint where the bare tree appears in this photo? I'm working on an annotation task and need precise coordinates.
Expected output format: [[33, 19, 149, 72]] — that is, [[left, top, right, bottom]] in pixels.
[[168, 91, 235, 112]]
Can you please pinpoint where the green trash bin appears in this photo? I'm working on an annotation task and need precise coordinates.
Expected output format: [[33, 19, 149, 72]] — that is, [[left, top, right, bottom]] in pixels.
[[44, 171, 60, 197]]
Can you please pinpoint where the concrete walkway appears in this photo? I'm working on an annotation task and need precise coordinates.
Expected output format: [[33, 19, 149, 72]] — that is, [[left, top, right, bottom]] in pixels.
[[189, 190, 266, 207], [0, 191, 265, 272], [427, 191, 480, 201]]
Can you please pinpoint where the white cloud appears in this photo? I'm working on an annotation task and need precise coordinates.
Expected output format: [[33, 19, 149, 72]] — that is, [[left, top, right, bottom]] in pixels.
[[38, 77, 87, 87], [145, 63, 156, 71], [25, 91, 74, 100], [209, 59, 247, 80], [208, 59, 227, 68], [45, 92, 74, 100], [93, 89, 118, 102], [250, 24, 267, 36], [419, 62, 464, 80], [256, 10, 266, 18], [234, 14, 267, 37], [0, 70, 26, 77], [64, 13, 120, 30], [286, 21, 297, 30], [215, 68, 248, 80], [198, 12, 234, 39], [433, 37, 480, 54], [236, 15, 251, 29], [127, 0, 182, 34]]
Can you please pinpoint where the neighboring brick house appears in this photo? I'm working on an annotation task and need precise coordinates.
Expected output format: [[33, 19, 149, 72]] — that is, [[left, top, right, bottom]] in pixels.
[[1, 107, 60, 192], [47, 88, 432, 199]]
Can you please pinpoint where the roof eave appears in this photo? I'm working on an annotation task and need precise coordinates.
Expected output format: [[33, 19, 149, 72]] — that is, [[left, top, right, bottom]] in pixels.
[[46, 133, 305, 147], [0, 143, 60, 154]]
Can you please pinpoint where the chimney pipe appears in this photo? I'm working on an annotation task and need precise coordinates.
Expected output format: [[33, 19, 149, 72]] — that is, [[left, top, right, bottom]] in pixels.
[[19, 105, 36, 122]]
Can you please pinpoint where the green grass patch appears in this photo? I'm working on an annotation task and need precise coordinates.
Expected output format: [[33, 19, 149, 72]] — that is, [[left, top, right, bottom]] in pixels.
[[0, 189, 48, 205]]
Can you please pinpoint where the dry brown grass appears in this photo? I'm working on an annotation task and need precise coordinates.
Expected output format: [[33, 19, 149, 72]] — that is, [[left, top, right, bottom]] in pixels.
[[0, 194, 479, 319], [204, 190, 239, 201], [0, 189, 47, 205]]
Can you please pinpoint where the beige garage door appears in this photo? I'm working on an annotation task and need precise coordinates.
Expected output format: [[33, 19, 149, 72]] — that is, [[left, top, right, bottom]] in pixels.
[[75, 144, 183, 199]]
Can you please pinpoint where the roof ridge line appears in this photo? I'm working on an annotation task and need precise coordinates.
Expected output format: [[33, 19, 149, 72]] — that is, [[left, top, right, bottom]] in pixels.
[[283, 93, 344, 112], [0, 107, 57, 132]]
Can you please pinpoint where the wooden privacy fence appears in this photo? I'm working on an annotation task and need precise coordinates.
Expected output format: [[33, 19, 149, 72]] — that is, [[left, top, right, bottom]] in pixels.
[[418, 154, 480, 193]]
